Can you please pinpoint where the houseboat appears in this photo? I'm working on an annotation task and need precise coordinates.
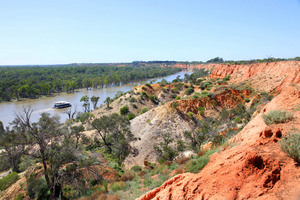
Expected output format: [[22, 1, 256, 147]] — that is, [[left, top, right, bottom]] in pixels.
[[54, 101, 72, 109]]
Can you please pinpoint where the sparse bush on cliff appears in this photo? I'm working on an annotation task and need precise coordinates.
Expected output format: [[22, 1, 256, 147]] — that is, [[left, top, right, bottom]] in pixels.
[[263, 110, 293, 125], [140, 107, 148, 114], [187, 112, 194, 118], [120, 106, 129, 115], [0, 172, 19, 191], [131, 165, 142, 172], [185, 87, 194, 95], [149, 95, 159, 104], [145, 83, 152, 88], [171, 102, 179, 108], [128, 113, 135, 120], [280, 130, 300, 163], [154, 133, 185, 163], [187, 148, 218, 173]]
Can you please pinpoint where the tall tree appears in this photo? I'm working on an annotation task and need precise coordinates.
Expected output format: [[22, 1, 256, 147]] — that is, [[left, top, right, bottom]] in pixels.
[[90, 96, 100, 110], [80, 95, 90, 112], [104, 97, 111, 109], [91, 113, 132, 164]]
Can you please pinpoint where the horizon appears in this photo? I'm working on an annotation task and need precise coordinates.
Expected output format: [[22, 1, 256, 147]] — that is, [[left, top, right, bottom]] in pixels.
[[1, 0, 300, 65]]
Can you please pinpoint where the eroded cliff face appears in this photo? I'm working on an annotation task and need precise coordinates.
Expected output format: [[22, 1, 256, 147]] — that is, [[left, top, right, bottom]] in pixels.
[[137, 61, 300, 200], [175, 89, 252, 118]]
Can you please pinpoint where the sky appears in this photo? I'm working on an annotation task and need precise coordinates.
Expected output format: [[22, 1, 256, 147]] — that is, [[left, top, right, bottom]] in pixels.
[[0, 0, 299, 65]]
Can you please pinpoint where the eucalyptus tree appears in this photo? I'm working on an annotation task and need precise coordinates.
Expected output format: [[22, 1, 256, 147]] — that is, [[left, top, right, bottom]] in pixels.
[[91, 96, 100, 110]]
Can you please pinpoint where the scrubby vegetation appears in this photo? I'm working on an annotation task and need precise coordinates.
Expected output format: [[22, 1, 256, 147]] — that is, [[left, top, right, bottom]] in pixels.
[[0, 61, 281, 200], [280, 130, 300, 163], [263, 110, 293, 125], [0, 172, 19, 191]]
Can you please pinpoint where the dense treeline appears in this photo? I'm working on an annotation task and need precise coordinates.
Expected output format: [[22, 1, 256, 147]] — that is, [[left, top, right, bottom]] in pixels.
[[0, 65, 181, 101]]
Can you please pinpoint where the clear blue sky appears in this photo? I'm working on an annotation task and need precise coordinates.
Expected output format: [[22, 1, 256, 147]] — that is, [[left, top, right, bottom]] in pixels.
[[0, 0, 299, 65]]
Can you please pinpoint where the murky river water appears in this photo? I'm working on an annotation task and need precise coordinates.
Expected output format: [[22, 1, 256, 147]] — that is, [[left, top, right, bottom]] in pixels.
[[0, 71, 192, 126]]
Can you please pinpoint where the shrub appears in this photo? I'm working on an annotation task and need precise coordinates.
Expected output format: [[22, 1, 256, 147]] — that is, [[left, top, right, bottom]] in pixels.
[[145, 83, 152, 88], [26, 175, 49, 199], [142, 86, 146, 90], [121, 171, 134, 182], [198, 107, 205, 111], [131, 165, 142, 172], [14, 193, 24, 200], [141, 91, 148, 97], [170, 94, 177, 99], [149, 95, 159, 104], [187, 149, 218, 173], [131, 103, 137, 109], [76, 112, 90, 123], [171, 102, 179, 108], [0, 172, 20, 191], [120, 106, 129, 115], [235, 117, 242, 123], [184, 88, 194, 95], [129, 97, 136, 102], [280, 131, 300, 163], [128, 113, 135, 120], [263, 110, 293, 125], [175, 96, 181, 100], [109, 181, 127, 192], [201, 91, 209, 97], [244, 98, 250, 103], [187, 112, 194, 118], [140, 107, 148, 114]]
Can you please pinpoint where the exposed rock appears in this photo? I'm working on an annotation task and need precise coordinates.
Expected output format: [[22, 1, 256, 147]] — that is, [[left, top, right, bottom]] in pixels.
[[124, 103, 194, 168], [137, 61, 300, 200]]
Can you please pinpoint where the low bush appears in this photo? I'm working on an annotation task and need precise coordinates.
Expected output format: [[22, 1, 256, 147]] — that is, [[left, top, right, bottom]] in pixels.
[[131, 165, 142, 172], [187, 148, 218, 173], [145, 83, 152, 88], [187, 112, 194, 118], [263, 110, 293, 125], [129, 97, 136, 102], [120, 171, 134, 182], [120, 106, 129, 115], [149, 95, 159, 104], [175, 96, 181, 100], [0, 172, 19, 191], [170, 94, 177, 99], [140, 107, 148, 114], [131, 103, 137, 109], [184, 88, 194, 95], [171, 102, 179, 108], [14, 193, 24, 200], [128, 113, 135, 120], [280, 131, 300, 163], [109, 181, 127, 192]]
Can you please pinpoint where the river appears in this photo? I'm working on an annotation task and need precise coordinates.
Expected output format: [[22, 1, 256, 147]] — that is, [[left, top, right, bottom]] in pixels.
[[0, 71, 193, 126]]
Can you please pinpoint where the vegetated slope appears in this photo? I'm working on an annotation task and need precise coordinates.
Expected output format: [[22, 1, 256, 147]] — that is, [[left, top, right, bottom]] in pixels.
[[124, 102, 194, 168], [138, 61, 300, 200]]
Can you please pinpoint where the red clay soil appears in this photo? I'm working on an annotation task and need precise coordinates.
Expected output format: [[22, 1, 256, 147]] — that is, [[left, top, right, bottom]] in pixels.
[[137, 62, 300, 200]]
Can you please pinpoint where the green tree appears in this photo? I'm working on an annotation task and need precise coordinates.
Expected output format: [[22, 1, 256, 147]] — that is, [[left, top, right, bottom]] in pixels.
[[80, 95, 90, 112], [70, 125, 85, 149], [12, 108, 96, 199], [91, 96, 100, 110], [0, 121, 24, 172], [154, 133, 180, 163], [120, 106, 129, 115], [91, 113, 132, 164], [104, 97, 111, 109]]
